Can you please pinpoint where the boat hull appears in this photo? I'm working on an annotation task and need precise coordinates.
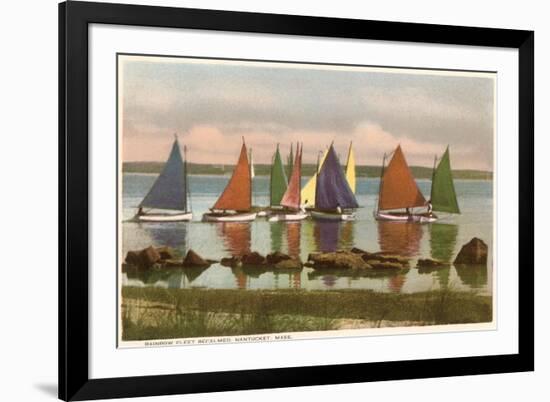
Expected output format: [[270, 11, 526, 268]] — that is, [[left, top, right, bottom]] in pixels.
[[137, 212, 193, 222], [310, 210, 355, 221], [374, 211, 437, 223], [267, 211, 308, 222], [202, 212, 258, 222]]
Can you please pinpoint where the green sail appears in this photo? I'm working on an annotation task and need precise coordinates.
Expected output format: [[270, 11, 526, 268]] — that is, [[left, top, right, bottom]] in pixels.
[[270, 146, 288, 206], [286, 144, 294, 179], [430, 147, 460, 214]]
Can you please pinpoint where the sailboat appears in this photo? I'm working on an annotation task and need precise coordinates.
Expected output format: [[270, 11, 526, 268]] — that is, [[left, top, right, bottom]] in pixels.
[[268, 143, 308, 222], [374, 145, 432, 223], [429, 146, 461, 217], [202, 139, 257, 222], [301, 148, 328, 209], [310, 144, 359, 221], [136, 136, 192, 222], [266, 144, 288, 214]]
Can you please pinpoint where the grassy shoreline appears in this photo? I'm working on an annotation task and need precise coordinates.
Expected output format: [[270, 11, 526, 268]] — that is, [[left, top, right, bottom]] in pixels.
[[121, 287, 492, 341]]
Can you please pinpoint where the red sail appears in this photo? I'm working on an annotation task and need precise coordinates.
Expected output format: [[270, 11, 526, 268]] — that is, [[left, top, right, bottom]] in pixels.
[[378, 145, 426, 211], [213, 143, 251, 211], [281, 143, 302, 210]]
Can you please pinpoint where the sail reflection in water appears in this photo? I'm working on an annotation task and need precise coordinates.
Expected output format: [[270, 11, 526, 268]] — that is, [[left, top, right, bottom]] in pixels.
[[136, 222, 188, 253], [216, 222, 251, 256], [428, 223, 459, 288], [377, 221, 423, 257], [455, 265, 488, 289], [286, 222, 301, 258], [270, 223, 284, 253], [312, 220, 355, 252]]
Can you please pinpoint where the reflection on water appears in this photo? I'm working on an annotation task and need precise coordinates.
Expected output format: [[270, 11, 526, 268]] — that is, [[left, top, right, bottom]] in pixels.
[[312, 220, 355, 252], [217, 222, 251, 257], [430, 223, 459, 262], [377, 221, 423, 257], [287, 223, 301, 258], [429, 223, 459, 288], [139, 222, 188, 251], [122, 174, 493, 294], [388, 274, 406, 293], [455, 265, 488, 289]]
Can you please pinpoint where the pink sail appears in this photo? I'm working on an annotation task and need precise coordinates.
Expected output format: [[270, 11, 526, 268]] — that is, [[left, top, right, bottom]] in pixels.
[[281, 143, 302, 210]]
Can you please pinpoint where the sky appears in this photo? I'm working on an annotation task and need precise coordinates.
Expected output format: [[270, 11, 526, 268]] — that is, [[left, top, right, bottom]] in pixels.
[[120, 55, 495, 170]]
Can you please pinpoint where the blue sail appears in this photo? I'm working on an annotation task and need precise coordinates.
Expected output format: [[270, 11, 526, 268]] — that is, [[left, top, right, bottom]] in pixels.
[[139, 139, 188, 211], [315, 145, 359, 210]]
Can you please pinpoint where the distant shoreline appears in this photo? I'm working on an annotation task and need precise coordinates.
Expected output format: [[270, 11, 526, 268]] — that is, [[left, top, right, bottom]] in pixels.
[[123, 161, 493, 180]]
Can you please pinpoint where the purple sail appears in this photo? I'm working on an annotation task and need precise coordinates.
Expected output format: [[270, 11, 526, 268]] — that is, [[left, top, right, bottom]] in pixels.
[[315, 145, 359, 210]]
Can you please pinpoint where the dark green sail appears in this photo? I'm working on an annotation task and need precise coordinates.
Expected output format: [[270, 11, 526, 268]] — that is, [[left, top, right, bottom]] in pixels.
[[430, 147, 460, 214], [286, 143, 294, 179], [270, 145, 288, 206]]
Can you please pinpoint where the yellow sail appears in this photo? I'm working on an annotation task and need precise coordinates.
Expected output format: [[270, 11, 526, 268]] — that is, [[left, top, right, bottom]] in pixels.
[[301, 148, 328, 207], [345, 142, 356, 194]]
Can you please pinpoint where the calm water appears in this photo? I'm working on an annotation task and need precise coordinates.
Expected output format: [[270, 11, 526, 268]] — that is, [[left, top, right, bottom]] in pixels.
[[121, 173, 493, 294]]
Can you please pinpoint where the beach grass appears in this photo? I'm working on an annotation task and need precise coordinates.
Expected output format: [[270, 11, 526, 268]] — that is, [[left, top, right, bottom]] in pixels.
[[121, 287, 492, 341]]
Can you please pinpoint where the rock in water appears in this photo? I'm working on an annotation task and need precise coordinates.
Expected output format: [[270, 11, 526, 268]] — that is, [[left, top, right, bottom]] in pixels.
[[156, 246, 176, 260], [416, 258, 449, 268], [241, 251, 266, 266], [183, 249, 210, 267], [220, 256, 241, 267], [454, 238, 488, 265], [366, 260, 404, 271], [308, 251, 369, 270], [266, 251, 291, 265], [274, 257, 302, 270], [125, 250, 141, 267], [138, 246, 161, 269]]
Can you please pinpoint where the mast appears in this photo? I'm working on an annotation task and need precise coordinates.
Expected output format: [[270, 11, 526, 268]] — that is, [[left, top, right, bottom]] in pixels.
[[376, 152, 387, 213], [249, 147, 255, 206]]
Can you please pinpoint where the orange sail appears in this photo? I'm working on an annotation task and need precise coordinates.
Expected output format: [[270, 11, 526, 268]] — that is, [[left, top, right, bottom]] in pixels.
[[213, 143, 251, 211], [281, 143, 302, 210], [378, 145, 426, 211]]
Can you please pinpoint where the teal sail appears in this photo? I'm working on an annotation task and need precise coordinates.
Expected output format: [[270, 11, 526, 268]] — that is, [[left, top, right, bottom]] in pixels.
[[139, 138, 188, 211], [270, 145, 288, 206], [430, 147, 460, 214]]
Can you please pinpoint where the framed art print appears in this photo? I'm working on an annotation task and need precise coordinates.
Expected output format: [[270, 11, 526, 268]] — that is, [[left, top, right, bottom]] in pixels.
[[59, 1, 534, 400]]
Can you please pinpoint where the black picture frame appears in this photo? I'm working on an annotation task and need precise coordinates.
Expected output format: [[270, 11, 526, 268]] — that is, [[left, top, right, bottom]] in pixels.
[[59, 1, 534, 400]]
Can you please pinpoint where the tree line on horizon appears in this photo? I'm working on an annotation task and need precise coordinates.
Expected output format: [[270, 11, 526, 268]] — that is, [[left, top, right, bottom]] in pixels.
[[123, 161, 493, 180]]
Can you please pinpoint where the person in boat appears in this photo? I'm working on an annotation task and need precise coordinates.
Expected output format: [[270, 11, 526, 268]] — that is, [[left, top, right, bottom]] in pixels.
[[336, 203, 342, 214], [137, 207, 144, 216], [406, 207, 411, 216], [427, 199, 433, 215]]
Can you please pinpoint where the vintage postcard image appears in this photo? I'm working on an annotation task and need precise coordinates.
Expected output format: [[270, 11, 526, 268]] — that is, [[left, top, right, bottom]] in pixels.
[[118, 54, 495, 347]]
